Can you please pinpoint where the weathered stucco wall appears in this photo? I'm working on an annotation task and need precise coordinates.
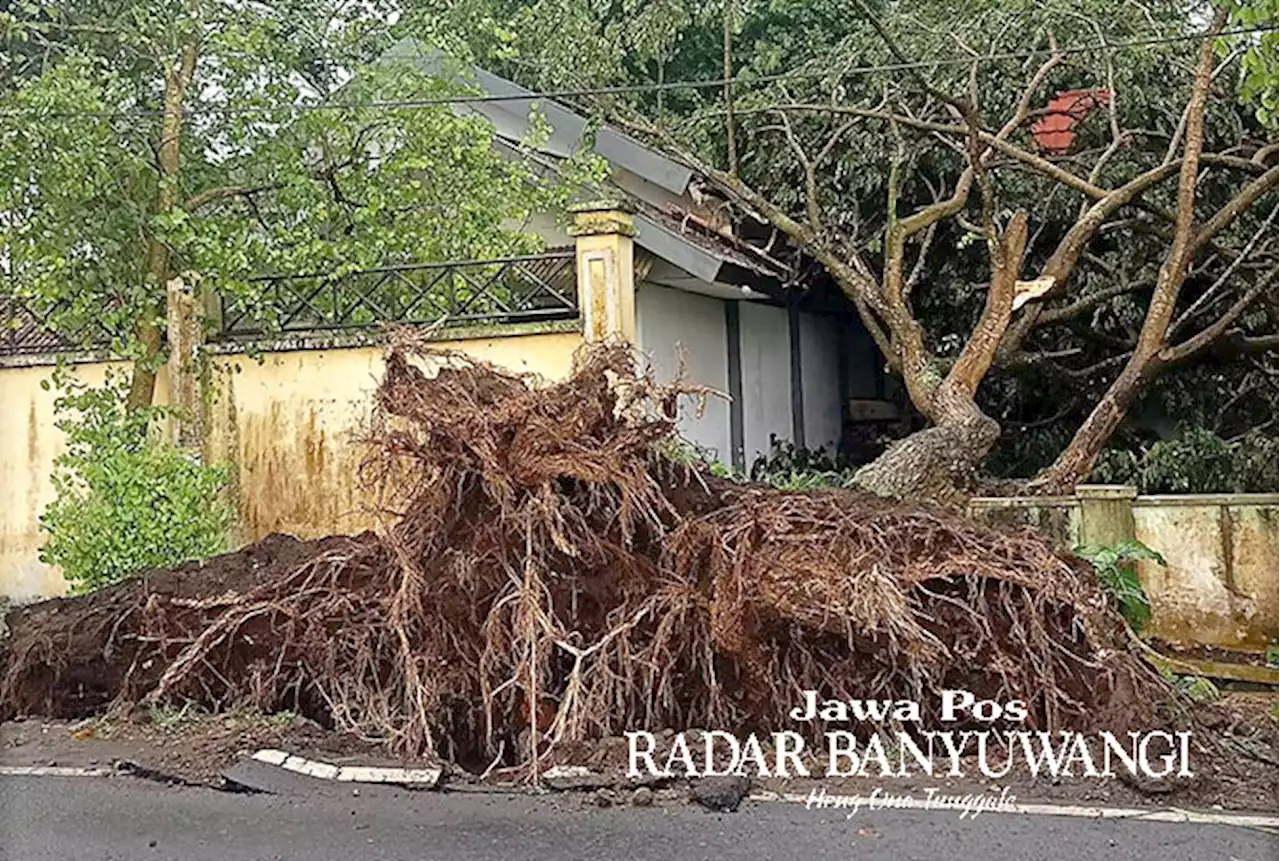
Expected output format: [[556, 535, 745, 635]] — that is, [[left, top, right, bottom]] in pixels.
[[0, 328, 582, 601], [738, 302, 791, 464], [635, 282, 732, 461], [1132, 495, 1279, 651], [968, 491, 1279, 652]]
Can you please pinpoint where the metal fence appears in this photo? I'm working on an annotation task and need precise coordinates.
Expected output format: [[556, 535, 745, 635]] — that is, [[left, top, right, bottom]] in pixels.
[[0, 292, 124, 357], [0, 251, 578, 356], [218, 251, 578, 340]]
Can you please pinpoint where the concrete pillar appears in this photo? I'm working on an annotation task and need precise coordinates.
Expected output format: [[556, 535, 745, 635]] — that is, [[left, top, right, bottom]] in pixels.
[[1075, 484, 1138, 547], [569, 200, 636, 342], [165, 274, 205, 451]]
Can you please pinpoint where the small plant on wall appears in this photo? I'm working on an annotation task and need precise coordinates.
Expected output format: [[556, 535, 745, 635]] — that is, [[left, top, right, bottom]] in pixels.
[[38, 368, 233, 593], [1073, 539, 1165, 633]]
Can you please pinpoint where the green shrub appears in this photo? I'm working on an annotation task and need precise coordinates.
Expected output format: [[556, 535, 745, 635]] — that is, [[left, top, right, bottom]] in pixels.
[[1090, 426, 1278, 493], [748, 437, 854, 490], [1073, 539, 1164, 633], [39, 370, 233, 593]]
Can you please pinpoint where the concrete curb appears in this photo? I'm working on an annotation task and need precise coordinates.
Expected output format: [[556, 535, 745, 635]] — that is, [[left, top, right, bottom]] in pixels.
[[0, 765, 113, 778], [249, 749, 442, 787]]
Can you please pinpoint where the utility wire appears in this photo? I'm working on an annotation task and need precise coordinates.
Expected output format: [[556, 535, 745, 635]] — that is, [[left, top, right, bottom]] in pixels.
[[0, 24, 1275, 120]]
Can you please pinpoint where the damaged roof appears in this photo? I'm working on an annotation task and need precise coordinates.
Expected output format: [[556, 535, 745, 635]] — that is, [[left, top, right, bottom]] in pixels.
[[379, 38, 788, 294]]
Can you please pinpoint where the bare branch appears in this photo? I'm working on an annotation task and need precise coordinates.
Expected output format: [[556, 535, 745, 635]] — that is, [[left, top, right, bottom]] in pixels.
[[1036, 281, 1154, 326], [1172, 203, 1279, 336], [850, 0, 971, 117], [774, 105, 823, 233], [1162, 263, 1278, 364]]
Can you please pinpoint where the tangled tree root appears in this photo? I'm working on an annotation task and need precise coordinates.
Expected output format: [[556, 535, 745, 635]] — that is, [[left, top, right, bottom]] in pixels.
[[1, 333, 1169, 769]]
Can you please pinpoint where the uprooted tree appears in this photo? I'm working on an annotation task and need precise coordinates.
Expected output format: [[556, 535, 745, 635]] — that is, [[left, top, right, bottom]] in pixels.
[[0, 334, 1169, 763], [446, 0, 1278, 502]]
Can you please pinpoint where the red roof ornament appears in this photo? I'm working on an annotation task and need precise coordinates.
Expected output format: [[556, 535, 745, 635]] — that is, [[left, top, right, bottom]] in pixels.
[[1031, 89, 1111, 154]]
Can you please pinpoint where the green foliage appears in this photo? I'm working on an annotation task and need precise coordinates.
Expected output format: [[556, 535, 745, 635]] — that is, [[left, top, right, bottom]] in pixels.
[[747, 438, 854, 490], [0, 0, 600, 361], [38, 369, 233, 593], [1221, 0, 1279, 127], [1265, 642, 1278, 668], [1091, 426, 1279, 493], [148, 701, 205, 729], [1073, 539, 1164, 632], [707, 460, 736, 479], [1161, 670, 1221, 704]]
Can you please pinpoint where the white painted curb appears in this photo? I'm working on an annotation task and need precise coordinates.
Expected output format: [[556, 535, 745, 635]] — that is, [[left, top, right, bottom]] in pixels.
[[0, 765, 113, 778], [753, 790, 1279, 830], [250, 749, 442, 787]]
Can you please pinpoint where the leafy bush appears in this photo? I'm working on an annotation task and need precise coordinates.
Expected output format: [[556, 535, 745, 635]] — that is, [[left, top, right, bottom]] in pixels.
[[1090, 426, 1278, 493], [39, 370, 233, 593], [662, 437, 856, 491], [1073, 539, 1164, 632], [747, 437, 854, 490]]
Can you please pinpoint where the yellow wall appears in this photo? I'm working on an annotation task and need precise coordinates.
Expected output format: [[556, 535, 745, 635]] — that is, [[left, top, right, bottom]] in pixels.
[[0, 329, 581, 601], [969, 492, 1280, 652]]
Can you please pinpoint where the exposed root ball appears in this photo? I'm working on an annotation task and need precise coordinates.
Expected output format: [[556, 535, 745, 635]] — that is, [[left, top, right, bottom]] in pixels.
[[1, 333, 1168, 766]]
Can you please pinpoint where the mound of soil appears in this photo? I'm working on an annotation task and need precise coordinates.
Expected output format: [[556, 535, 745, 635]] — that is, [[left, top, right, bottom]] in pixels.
[[1, 533, 379, 719], [0, 334, 1172, 769]]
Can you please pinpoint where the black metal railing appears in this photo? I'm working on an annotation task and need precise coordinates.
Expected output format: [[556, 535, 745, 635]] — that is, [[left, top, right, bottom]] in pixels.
[[0, 252, 578, 356], [0, 291, 125, 357], [217, 251, 578, 340]]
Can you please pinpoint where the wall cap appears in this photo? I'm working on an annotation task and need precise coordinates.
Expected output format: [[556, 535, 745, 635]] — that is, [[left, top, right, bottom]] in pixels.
[[1134, 493, 1280, 508], [568, 200, 637, 237], [967, 496, 1078, 509], [1075, 484, 1138, 500]]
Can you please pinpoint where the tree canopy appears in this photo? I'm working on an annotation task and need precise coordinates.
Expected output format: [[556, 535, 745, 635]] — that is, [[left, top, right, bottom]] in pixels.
[[427, 0, 1278, 495], [0, 0, 599, 405]]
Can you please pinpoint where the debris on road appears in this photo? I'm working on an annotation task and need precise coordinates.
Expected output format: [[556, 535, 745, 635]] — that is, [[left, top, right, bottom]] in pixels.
[[689, 776, 751, 812], [1, 333, 1169, 775]]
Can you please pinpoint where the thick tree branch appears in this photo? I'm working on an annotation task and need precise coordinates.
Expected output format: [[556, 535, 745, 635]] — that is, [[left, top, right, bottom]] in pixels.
[[946, 211, 1029, 394], [182, 183, 281, 213], [1188, 166, 1280, 256]]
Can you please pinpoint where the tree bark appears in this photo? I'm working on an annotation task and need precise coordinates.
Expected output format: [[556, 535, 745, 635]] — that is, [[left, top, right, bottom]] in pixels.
[[852, 382, 1001, 508], [853, 212, 1027, 505], [126, 41, 198, 412], [1029, 9, 1228, 494]]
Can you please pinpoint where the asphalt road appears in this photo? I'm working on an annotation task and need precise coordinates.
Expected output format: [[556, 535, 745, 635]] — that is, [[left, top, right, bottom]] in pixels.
[[0, 776, 1275, 861]]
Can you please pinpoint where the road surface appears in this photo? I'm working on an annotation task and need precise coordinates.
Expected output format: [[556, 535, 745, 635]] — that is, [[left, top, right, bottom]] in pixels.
[[0, 776, 1274, 860]]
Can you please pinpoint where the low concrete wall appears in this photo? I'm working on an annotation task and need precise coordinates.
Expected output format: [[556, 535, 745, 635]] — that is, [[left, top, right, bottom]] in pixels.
[[0, 325, 583, 602], [969, 488, 1279, 652]]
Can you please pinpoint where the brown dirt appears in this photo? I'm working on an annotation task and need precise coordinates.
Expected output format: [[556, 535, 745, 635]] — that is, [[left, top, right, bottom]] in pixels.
[[0, 533, 380, 720], [0, 335, 1175, 777]]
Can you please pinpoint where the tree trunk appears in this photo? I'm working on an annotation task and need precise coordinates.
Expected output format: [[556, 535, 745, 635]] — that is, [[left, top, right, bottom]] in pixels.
[[853, 380, 1001, 508], [126, 42, 197, 412], [1031, 356, 1158, 494], [1029, 13, 1224, 496], [852, 212, 1026, 507]]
